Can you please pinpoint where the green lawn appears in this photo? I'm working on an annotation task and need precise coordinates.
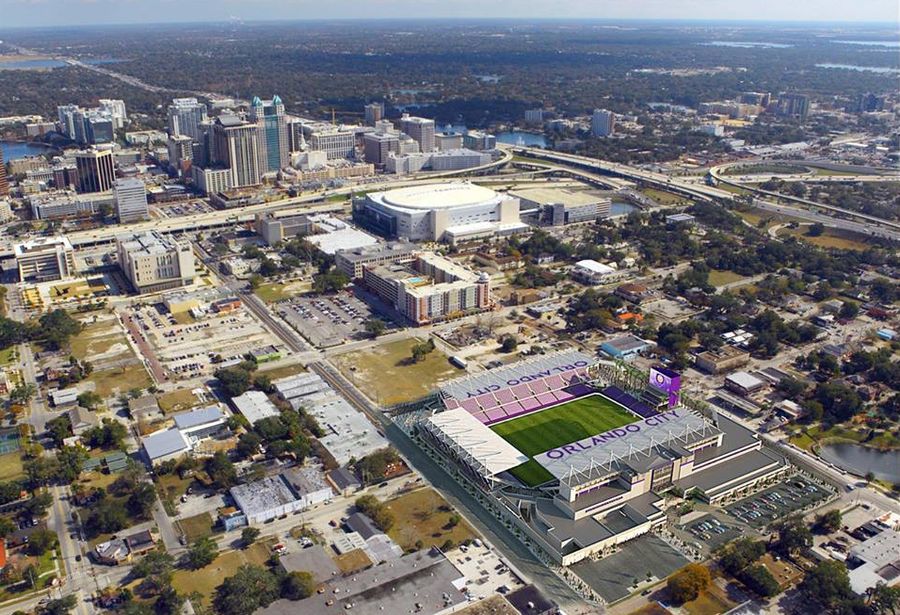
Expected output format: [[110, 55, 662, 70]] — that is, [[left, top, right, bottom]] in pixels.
[[0, 347, 17, 366], [490, 394, 636, 486], [0, 451, 25, 481], [708, 269, 745, 287]]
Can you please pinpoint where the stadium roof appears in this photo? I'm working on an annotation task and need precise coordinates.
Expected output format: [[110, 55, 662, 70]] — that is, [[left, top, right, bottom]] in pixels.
[[424, 408, 528, 477], [440, 348, 594, 401], [379, 182, 500, 211], [536, 409, 721, 485]]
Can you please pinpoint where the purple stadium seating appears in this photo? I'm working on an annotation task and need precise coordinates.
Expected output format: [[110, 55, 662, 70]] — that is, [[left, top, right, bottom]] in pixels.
[[476, 393, 500, 410], [495, 389, 515, 404], [485, 408, 507, 423], [536, 392, 557, 406], [444, 398, 460, 410], [529, 379, 551, 394], [460, 398, 481, 413], [511, 384, 532, 399]]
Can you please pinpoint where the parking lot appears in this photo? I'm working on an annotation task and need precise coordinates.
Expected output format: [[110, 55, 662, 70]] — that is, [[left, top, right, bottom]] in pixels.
[[128, 302, 285, 380], [724, 476, 833, 530], [276, 291, 375, 348], [680, 514, 743, 551], [156, 200, 215, 217], [571, 533, 689, 604]]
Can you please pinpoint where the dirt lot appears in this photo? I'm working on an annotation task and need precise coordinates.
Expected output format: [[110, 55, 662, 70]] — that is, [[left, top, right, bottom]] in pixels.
[[384, 488, 476, 551]]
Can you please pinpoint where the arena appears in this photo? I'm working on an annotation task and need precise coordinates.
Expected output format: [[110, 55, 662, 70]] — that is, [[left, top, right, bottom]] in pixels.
[[354, 181, 528, 243], [415, 351, 790, 565]]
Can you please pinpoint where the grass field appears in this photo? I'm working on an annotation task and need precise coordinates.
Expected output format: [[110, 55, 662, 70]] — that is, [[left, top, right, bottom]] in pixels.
[[385, 488, 477, 551], [332, 338, 457, 406], [254, 280, 311, 303], [490, 395, 636, 486], [178, 512, 214, 542], [0, 347, 16, 366], [171, 541, 272, 606], [0, 451, 25, 481], [88, 364, 153, 398], [776, 226, 873, 251], [157, 388, 200, 414], [639, 187, 689, 205], [708, 269, 745, 287]]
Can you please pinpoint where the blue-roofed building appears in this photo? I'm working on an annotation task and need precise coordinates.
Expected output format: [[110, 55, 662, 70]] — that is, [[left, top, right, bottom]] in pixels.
[[173, 405, 227, 442], [141, 428, 190, 466], [600, 334, 654, 360]]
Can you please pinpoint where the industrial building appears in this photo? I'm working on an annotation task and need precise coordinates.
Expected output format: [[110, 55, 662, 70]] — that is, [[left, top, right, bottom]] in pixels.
[[513, 187, 612, 225], [231, 390, 280, 425], [116, 231, 196, 294], [230, 470, 332, 525], [15, 236, 77, 283]]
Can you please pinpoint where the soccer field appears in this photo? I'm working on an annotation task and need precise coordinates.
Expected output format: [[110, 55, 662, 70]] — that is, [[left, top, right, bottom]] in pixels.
[[490, 394, 636, 487]]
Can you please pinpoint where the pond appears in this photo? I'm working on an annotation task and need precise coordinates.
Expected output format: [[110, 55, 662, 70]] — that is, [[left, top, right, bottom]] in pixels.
[[1, 140, 58, 159], [496, 131, 547, 148], [818, 442, 900, 484], [610, 201, 638, 216], [816, 63, 900, 75]]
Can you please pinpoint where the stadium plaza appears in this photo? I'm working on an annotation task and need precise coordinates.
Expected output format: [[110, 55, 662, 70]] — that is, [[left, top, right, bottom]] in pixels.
[[410, 349, 790, 565]]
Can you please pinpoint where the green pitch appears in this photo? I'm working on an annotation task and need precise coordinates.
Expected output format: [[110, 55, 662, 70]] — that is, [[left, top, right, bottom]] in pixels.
[[490, 394, 636, 487]]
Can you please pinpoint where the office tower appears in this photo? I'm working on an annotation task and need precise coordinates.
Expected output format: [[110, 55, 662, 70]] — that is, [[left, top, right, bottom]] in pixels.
[[363, 132, 400, 167], [855, 93, 885, 113], [776, 93, 810, 120], [435, 132, 464, 151], [52, 164, 79, 191], [114, 178, 150, 223], [167, 98, 208, 141], [463, 130, 496, 151], [249, 95, 288, 173], [0, 144, 8, 197], [192, 166, 232, 195], [86, 115, 115, 144], [98, 99, 127, 128], [591, 109, 615, 137], [75, 149, 116, 193], [15, 236, 77, 282], [399, 114, 435, 153], [212, 115, 262, 188], [57, 105, 81, 140], [365, 102, 385, 126], [740, 92, 771, 107], [524, 108, 544, 124], [308, 129, 356, 160], [167, 134, 194, 175], [116, 231, 195, 294]]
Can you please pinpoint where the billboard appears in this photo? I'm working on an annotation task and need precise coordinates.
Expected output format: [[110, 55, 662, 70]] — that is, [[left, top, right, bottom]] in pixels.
[[649, 366, 681, 408]]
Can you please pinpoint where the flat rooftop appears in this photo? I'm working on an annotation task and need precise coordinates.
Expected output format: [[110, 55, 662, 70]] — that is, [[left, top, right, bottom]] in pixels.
[[230, 475, 298, 517], [510, 187, 608, 207]]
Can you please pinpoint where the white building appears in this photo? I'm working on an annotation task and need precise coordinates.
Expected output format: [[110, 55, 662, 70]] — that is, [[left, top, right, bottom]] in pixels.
[[231, 390, 280, 425], [116, 231, 195, 294], [114, 178, 149, 223], [231, 471, 331, 525], [167, 98, 208, 141], [571, 259, 618, 285], [591, 109, 615, 137], [192, 166, 232, 195], [399, 114, 435, 153], [141, 428, 191, 466], [15, 236, 77, 283]]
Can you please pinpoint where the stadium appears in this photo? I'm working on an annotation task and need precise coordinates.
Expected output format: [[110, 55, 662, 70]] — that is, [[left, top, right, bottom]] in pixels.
[[415, 349, 789, 565]]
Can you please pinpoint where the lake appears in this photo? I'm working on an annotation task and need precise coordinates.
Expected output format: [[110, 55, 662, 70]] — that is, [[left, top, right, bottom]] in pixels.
[[818, 442, 900, 484], [0, 58, 121, 70], [816, 63, 899, 74], [832, 40, 900, 48], [1, 140, 58, 159], [702, 41, 792, 48], [496, 131, 547, 148]]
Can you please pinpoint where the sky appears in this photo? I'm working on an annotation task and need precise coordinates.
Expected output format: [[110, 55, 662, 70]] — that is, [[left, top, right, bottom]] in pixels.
[[1, 0, 898, 29]]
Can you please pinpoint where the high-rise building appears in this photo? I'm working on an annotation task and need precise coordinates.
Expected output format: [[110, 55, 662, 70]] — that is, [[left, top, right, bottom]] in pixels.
[[740, 92, 771, 107], [15, 236, 77, 283], [192, 165, 232, 195], [776, 93, 810, 120], [591, 109, 615, 137], [52, 163, 79, 191], [86, 115, 115, 144], [0, 143, 9, 197], [249, 95, 288, 174], [114, 178, 150, 223], [98, 99, 127, 129], [363, 132, 400, 167], [167, 98, 208, 141], [75, 149, 116, 193], [524, 108, 544, 124], [462, 131, 496, 151], [167, 134, 194, 176], [212, 115, 262, 188], [854, 93, 886, 113], [308, 129, 356, 160], [57, 105, 81, 140], [399, 114, 435, 153], [364, 102, 385, 126], [116, 231, 195, 294], [435, 132, 464, 151]]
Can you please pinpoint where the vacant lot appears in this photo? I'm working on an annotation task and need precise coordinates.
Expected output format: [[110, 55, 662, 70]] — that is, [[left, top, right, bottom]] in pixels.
[[490, 394, 635, 486], [385, 488, 476, 551], [776, 226, 872, 251], [708, 269, 745, 287], [254, 281, 310, 304], [639, 187, 689, 205], [178, 512, 214, 542], [157, 389, 200, 414], [0, 451, 25, 481], [257, 362, 307, 381], [88, 363, 153, 398], [332, 338, 458, 406], [171, 541, 271, 605]]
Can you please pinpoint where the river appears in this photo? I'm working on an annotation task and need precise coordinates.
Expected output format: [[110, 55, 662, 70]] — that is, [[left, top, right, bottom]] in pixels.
[[818, 442, 900, 484]]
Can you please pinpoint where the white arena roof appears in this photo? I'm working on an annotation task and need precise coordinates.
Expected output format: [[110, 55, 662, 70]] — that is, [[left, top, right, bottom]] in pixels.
[[425, 408, 528, 477], [379, 182, 499, 210], [536, 409, 720, 484]]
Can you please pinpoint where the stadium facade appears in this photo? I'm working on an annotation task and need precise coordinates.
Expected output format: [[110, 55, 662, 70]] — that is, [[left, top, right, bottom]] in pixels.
[[413, 350, 789, 565]]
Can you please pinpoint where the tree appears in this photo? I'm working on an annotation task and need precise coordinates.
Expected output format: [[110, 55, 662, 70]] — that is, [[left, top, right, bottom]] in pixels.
[[56, 446, 88, 483], [236, 432, 262, 459], [364, 318, 386, 338], [799, 560, 856, 613], [205, 452, 237, 489], [26, 528, 57, 556], [500, 335, 519, 353], [281, 570, 316, 600], [739, 565, 780, 597], [667, 563, 711, 605], [37, 310, 82, 350], [838, 301, 859, 320], [84, 498, 128, 538], [868, 582, 900, 615], [807, 223, 825, 237], [76, 391, 103, 411], [127, 483, 158, 520], [241, 527, 261, 546], [213, 564, 279, 615], [215, 366, 254, 398], [814, 509, 843, 534], [133, 549, 175, 594], [0, 517, 15, 537], [719, 537, 766, 575], [40, 595, 77, 615], [45, 415, 72, 447], [354, 448, 399, 484], [774, 515, 813, 556], [153, 585, 184, 615], [9, 383, 37, 405], [186, 536, 218, 570]]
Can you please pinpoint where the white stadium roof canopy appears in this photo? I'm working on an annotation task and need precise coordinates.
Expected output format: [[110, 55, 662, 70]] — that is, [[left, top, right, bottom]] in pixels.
[[424, 408, 528, 477]]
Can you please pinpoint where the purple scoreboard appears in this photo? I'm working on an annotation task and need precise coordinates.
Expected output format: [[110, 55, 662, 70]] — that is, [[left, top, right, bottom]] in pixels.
[[649, 366, 681, 408]]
